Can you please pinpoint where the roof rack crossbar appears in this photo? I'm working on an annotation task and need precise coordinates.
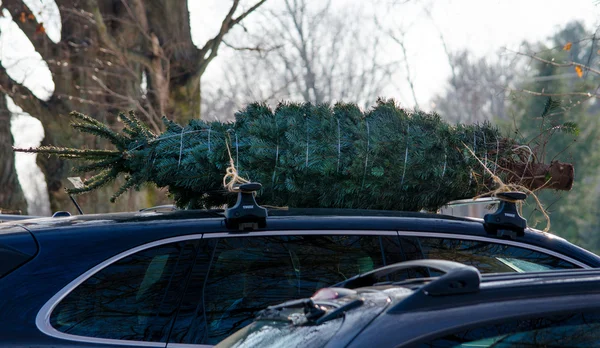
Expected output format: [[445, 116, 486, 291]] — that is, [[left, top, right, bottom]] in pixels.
[[335, 259, 480, 292]]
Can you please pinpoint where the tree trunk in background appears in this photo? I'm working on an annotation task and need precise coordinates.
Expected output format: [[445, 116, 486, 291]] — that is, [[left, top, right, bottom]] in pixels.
[[0, 93, 28, 214]]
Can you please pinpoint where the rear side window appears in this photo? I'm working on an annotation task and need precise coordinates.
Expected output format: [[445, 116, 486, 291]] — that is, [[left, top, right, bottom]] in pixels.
[[170, 234, 402, 345], [401, 237, 579, 273], [50, 240, 199, 342]]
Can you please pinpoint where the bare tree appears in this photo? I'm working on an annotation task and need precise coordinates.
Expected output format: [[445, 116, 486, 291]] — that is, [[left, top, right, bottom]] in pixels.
[[202, 0, 398, 120], [0, 0, 267, 213], [432, 51, 516, 123]]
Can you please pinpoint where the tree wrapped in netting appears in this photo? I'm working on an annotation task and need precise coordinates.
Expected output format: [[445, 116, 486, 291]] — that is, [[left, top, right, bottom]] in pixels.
[[16, 99, 574, 211]]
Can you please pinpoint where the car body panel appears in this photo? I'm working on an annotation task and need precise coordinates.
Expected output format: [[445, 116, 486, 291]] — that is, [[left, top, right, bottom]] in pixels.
[[1, 209, 600, 347], [351, 293, 600, 347]]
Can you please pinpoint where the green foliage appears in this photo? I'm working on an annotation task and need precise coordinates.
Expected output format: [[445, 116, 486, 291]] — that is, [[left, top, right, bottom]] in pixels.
[[16, 100, 521, 211], [506, 22, 600, 251]]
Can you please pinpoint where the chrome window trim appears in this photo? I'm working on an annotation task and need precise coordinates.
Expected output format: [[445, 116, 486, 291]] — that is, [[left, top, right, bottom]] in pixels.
[[201, 230, 398, 238], [397, 231, 591, 268]]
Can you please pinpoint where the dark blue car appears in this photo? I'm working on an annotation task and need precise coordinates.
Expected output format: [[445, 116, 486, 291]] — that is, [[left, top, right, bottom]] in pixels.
[[1, 205, 599, 347]]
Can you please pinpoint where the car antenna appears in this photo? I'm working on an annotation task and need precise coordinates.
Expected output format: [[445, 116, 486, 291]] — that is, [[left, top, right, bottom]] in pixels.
[[483, 191, 527, 238], [66, 177, 84, 215], [224, 182, 267, 231]]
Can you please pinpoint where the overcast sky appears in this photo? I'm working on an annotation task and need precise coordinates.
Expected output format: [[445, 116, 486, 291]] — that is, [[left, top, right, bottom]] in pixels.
[[191, 0, 600, 109]]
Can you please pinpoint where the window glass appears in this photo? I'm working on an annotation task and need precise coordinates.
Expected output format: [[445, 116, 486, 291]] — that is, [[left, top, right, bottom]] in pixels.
[[420, 311, 600, 347], [403, 237, 579, 273], [50, 240, 199, 342], [170, 234, 402, 345]]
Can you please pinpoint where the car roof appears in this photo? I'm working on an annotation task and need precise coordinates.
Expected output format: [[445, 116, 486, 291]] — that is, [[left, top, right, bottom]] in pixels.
[[0, 208, 558, 244], [0, 207, 547, 233], [2, 207, 598, 267], [0, 208, 480, 235]]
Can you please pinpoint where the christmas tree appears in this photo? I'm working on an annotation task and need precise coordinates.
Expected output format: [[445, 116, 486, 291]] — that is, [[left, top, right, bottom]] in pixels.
[[16, 99, 573, 211]]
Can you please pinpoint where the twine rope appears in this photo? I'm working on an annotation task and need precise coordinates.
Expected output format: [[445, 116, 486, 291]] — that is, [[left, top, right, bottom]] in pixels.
[[361, 120, 370, 189], [223, 137, 249, 193], [513, 145, 534, 183], [463, 143, 551, 232], [400, 125, 410, 187], [208, 125, 212, 153], [177, 127, 185, 168], [337, 118, 341, 173]]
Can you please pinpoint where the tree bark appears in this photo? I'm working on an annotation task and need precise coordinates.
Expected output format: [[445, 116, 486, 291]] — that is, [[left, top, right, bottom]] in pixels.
[[0, 94, 28, 214]]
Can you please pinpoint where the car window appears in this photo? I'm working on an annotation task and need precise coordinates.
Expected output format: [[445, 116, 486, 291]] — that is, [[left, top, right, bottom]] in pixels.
[[400, 236, 579, 273], [49, 240, 199, 342], [419, 311, 600, 347], [169, 234, 402, 345]]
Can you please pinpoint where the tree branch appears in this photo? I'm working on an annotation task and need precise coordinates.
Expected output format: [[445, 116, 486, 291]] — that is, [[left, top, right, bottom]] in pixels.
[[87, 1, 153, 69], [513, 50, 600, 76], [0, 64, 48, 117], [196, 0, 267, 79], [231, 0, 268, 26], [514, 88, 597, 98], [0, 0, 59, 66], [222, 39, 282, 53], [89, 74, 161, 133]]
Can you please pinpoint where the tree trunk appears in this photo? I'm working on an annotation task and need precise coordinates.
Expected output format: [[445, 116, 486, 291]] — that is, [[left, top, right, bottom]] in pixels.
[[0, 93, 28, 214], [1, 0, 264, 213]]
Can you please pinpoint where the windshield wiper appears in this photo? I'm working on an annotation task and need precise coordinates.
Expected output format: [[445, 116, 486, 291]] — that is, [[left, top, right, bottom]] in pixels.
[[314, 298, 363, 324]]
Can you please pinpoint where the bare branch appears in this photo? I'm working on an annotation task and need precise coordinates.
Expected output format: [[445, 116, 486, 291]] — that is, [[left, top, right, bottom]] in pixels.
[[86, 1, 153, 70], [388, 33, 419, 108], [196, 0, 267, 79], [232, 0, 268, 26], [0, 0, 58, 65], [119, 0, 152, 42], [515, 88, 597, 98], [89, 74, 161, 133], [423, 7, 457, 87], [0, 65, 48, 117], [222, 40, 282, 53], [512, 49, 600, 76]]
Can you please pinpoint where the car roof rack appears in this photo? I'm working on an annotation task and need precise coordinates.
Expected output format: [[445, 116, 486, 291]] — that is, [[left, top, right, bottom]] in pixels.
[[335, 259, 480, 296], [443, 196, 500, 208], [483, 191, 527, 238], [139, 204, 179, 212], [224, 182, 268, 231]]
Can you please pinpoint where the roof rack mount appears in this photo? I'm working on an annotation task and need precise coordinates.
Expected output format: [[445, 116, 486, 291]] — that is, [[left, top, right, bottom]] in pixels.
[[483, 191, 527, 238], [224, 182, 268, 231]]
